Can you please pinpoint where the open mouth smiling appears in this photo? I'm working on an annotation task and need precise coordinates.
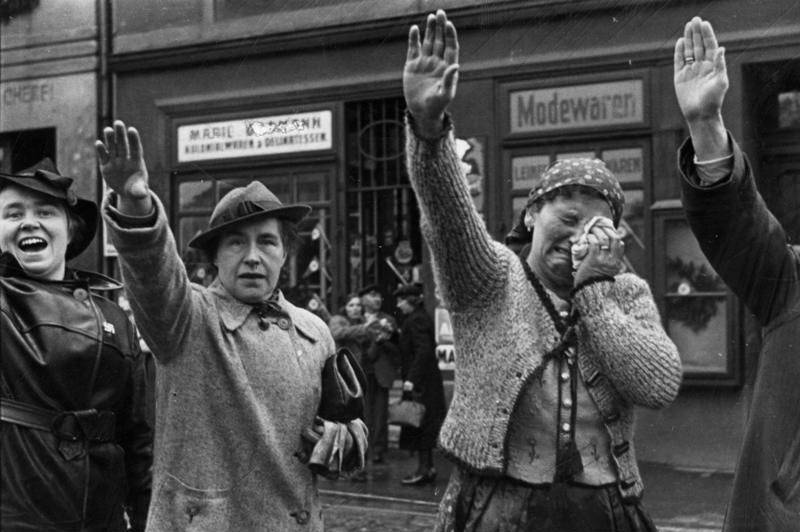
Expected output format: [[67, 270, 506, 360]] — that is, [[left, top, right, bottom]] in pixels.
[[17, 237, 48, 252]]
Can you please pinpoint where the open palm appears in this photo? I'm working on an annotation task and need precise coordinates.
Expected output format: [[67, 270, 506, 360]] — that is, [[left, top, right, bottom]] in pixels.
[[95, 120, 149, 200], [673, 17, 729, 123], [403, 10, 460, 125]]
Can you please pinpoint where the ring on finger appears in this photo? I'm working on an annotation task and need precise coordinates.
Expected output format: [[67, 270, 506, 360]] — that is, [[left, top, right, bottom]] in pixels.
[[685, 56, 695, 64], [600, 245, 610, 251]]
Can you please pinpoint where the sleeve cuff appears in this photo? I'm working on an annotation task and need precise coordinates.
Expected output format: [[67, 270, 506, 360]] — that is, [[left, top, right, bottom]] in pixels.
[[571, 277, 616, 312], [105, 191, 158, 228], [694, 153, 734, 186], [405, 110, 453, 141]]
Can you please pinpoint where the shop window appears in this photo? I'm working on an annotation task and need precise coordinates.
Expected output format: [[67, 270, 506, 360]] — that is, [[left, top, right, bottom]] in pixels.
[[344, 97, 421, 305], [172, 169, 332, 313], [652, 201, 741, 386], [505, 140, 648, 278], [0, 128, 56, 173]]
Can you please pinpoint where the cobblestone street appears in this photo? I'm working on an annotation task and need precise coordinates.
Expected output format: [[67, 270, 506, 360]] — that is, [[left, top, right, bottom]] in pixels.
[[324, 504, 436, 532]]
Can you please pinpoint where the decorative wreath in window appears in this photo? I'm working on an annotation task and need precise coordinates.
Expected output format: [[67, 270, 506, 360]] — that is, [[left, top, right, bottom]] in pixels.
[[666, 257, 724, 333]]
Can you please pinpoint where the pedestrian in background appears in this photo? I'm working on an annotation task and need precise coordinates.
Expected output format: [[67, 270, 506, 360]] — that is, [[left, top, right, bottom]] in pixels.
[[328, 292, 381, 482], [394, 283, 447, 486], [403, 11, 682, 531], [674, 17, 800, 532], [96, 120, 367, 531], [0, 159, 152, 531], [329, 293, 369, 357], [359, 284, 400, 464]]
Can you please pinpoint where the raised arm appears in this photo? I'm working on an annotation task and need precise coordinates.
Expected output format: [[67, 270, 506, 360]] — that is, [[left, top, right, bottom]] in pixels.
[[96, 121, 194, 360], [674, 18, 798, 325], [403, 11, 508, 311]]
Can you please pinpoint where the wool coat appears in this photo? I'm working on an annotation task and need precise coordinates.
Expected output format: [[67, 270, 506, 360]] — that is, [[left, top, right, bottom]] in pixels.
[[397, 306, 447, 451], [405, 115, 682, 503], [679, 136, 800, 532], [103, 193, 342, 532]]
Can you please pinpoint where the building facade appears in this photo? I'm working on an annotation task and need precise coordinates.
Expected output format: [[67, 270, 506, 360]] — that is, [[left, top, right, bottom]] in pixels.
[[3, 0, 798, 472], [1, 0, 107, 272]]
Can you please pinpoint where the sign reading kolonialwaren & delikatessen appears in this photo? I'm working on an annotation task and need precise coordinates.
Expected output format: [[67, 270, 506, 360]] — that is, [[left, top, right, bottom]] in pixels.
[[177, 110, 332, 162], [510, 80, 644, 134]]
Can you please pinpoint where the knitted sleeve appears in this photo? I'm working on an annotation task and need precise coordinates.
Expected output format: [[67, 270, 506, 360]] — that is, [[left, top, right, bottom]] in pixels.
[[404, 114, 507, 312], [573, 274, 682, 409]]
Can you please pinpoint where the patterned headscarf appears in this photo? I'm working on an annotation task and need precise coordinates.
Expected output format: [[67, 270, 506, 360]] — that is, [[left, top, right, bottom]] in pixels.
[[505, 158, 625, 251], [527, 158, 624, 226]]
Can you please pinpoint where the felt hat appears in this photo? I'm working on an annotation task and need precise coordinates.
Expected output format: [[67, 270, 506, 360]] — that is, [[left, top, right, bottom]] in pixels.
[[0, 158, 98, 259], [357, 284, 382, 297], [393, 283, 423, 298], [188, 181, 311, 251]]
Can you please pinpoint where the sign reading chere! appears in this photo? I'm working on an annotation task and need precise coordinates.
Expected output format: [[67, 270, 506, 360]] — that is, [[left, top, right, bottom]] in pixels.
[[510, 80, 644, 134], [177, 110, 332, 162]]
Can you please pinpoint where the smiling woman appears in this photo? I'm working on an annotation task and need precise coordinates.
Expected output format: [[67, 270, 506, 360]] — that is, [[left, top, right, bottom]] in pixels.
[[0, 186, 71, 280], [0, 159, 153, 532]]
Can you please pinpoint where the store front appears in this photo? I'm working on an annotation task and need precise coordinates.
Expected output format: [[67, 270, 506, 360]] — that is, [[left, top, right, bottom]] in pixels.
[[105, 0, 798, 472]]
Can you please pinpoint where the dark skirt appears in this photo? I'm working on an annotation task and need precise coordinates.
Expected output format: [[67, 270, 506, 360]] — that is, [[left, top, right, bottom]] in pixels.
[[433, 467, 657, 532]]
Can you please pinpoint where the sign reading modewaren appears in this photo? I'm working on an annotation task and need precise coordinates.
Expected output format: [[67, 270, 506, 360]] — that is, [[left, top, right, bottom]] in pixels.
[[510, 80, 644, 134], [177, 110, 332, 162]]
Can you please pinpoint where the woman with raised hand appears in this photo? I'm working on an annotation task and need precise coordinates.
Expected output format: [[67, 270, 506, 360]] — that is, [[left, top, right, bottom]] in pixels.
[[674, 17, 800, 532], [402, 10, 682, 531]]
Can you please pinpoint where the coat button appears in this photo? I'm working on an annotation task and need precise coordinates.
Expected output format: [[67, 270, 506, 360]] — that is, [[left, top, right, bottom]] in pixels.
[[73, 288, 88, 301], [560, 371, 570, 382], [561, 422, 571, 432], [562, 397, 573, 408], [277, 317, 291, 330]]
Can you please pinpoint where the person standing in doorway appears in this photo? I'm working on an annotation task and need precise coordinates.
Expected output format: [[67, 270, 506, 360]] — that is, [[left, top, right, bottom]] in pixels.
[[359, 284, 399, 464]]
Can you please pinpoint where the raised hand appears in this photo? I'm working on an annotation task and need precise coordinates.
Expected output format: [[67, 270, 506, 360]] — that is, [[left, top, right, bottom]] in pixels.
[[403, 9, 459, 138], [95, 120, 152, 215], [674, 17, 728, 124]]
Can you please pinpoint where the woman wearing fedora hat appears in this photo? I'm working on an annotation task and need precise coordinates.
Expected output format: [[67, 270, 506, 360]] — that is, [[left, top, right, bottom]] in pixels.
[[0, 160, 153, 531], [96, 120, 367, 531]]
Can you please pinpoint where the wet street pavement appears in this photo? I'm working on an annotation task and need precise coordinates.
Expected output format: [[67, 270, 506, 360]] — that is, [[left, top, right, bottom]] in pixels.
[[320, 448, 732, 531]]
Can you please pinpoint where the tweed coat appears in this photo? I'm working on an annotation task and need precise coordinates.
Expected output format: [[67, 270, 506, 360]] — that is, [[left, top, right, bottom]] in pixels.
[[103, 193, 339, 532], [405, 116, 682, 502]]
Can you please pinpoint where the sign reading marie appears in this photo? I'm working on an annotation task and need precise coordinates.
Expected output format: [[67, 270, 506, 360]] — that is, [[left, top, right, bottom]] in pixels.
[[177, 110, 332, 162], [510, 80, 644, 134]]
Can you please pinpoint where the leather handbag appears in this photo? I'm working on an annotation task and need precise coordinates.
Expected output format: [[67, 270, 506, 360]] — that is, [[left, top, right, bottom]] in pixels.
[[388, 394, 426, 428], [318, 347, 367, 422]]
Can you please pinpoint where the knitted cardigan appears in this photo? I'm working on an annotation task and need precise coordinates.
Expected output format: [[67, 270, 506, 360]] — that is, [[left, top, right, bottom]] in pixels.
[[405, 116, 682, 500]]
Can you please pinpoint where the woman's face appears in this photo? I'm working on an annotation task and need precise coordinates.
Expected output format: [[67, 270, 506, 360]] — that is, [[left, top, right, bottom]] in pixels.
[[527, 191, 612, 295], [345, 296, 363, 320], [0, 185, 70, 280]]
